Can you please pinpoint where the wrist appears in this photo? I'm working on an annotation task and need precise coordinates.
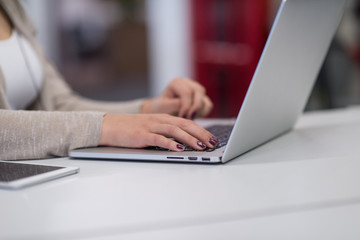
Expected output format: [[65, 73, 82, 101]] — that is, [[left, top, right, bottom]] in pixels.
[[141, 99, 153, 114], [99, 114, 111, 146]]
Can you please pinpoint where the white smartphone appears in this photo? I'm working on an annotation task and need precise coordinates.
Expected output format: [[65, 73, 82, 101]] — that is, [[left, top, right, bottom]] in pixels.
[[0, 161, 79, 190]]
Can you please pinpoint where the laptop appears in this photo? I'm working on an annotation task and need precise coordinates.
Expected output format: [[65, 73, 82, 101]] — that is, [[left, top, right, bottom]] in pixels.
[[70, 0, 346, 164]]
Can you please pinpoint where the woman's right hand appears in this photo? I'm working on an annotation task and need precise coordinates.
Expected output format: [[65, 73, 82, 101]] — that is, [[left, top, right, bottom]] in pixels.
[[99, 113, 219, 151]]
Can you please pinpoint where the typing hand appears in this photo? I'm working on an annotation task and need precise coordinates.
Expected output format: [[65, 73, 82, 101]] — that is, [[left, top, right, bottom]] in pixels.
[[99, 113, 219, 151], [141, 78, 213, 119]]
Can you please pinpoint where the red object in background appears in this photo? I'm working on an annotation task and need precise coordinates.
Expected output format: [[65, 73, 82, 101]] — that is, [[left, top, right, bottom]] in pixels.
[[191, 0, 268, 117]]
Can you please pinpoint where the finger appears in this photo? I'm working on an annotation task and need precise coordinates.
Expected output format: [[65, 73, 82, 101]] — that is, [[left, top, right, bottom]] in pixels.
[[162, 78, 182, 98], [156, 98, 181, 115], [172, 118, 219, 148], [163, 79, 193, 118], [187, 90, 205, 119], [152, 124, 207, 151], [198, 96, 213, 117], [164, 78, 207, 119], [162, 78, 189, 98], [150, 115, 218, 149], [184, 78, 208, 118], [185, 78, 207, 95], [146, 133, 187, 152], [178, 87, 193, 118]]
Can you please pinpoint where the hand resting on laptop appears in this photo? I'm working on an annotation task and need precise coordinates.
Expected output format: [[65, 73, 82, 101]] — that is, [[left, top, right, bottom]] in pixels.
[[141, 78, 213, 119], [99, 113, 219, 152]]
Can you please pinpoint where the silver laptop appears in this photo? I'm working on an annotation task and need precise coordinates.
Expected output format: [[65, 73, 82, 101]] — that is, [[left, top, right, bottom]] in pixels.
[[70, 0, 346, 164]]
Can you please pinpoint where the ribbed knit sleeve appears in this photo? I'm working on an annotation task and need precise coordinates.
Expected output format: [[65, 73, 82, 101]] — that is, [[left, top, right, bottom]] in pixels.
[[35, 58, 145, 114], [0, 110, 105, 160]]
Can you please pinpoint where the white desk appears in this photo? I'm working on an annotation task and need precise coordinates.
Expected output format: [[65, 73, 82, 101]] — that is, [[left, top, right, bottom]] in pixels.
[[1, 107, 360, 240]]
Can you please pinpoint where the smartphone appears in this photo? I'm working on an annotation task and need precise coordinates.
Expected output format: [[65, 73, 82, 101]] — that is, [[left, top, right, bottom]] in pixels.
[[0, 161, 79, 190]]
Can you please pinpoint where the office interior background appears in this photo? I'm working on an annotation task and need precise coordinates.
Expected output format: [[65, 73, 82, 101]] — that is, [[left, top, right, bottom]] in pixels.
[[22, 0, 360, 118]]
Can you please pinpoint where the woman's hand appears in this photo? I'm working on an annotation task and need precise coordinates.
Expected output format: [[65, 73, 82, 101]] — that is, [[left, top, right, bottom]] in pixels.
[[99, 113, 219, 151], [141, 78, 213, 119]]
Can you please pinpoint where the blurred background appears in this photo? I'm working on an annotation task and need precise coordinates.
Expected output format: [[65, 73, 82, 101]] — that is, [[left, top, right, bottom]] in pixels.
[[22, 0, 360, 118]]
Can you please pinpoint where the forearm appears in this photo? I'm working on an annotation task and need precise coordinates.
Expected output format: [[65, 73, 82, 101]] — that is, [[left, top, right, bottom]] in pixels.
[[0, 110, 104, 160], [52, 94, 145, 114]]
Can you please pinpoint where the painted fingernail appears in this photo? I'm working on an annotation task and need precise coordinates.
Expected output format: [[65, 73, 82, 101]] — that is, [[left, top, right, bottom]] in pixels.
[[177, 144, 185, 150], [197, 141, 206, 149], [191, 112, 197, 120], [209, 136, 219, 146]]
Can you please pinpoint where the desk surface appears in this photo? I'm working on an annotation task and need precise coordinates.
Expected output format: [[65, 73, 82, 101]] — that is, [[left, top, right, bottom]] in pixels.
[[1, 107, 360, 240]]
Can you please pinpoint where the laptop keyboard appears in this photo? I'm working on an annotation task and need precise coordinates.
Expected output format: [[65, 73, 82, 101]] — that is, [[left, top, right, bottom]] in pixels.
[[204, 124, 233, 151], [147, 124, 234, 152]]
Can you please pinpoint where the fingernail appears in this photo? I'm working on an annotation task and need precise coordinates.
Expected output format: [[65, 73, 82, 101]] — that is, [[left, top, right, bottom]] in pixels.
[[197, 141, 206, 149], [177, 144, 185, 150], [191, 112, 197, 120], [209, 136, 219, 146]]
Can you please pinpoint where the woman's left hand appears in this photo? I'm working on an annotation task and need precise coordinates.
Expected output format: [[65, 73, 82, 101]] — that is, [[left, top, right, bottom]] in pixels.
[[141, 78, 213, 119]]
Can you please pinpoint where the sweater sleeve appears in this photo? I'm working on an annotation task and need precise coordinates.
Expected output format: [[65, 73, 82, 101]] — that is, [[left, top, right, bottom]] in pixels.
[[31, 40, 145, 114], [0, 109, 105, 160]]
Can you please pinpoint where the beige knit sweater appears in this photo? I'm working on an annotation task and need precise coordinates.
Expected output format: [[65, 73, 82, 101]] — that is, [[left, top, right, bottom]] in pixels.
[[0, 0, 144, 160]]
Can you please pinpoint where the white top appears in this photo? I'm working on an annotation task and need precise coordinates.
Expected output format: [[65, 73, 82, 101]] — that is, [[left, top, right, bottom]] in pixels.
[[0, 30, 43, 110]]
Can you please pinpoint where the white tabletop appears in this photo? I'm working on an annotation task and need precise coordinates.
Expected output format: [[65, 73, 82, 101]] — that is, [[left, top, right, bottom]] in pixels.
[[1, 107, 360, 240], [83, 203, 360, 240]]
